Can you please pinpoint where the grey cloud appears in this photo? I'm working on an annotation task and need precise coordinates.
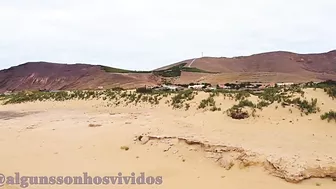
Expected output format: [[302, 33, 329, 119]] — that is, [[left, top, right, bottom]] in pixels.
[[0, 0, 335, 70]]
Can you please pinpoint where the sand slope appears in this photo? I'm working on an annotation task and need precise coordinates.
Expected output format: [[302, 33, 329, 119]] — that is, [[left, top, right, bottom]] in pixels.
[[0, 89, 336, 188]]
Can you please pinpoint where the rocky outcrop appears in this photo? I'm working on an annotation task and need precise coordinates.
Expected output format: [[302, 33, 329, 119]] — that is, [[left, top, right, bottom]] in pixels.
[[135, 134, 336, 183]]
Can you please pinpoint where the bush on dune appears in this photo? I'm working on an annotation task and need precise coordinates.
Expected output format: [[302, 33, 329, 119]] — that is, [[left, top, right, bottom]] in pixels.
[[198, 96, 216, 109], [324, 87, 336, 99], [171, 90, 196, 109], [234, 91, 250, 101], [256, 100, 271, 109], [226, 107, 249, 119], [320, 110, 336, 123], [284, 98, 319, 115], [237, 99, 256, 108]]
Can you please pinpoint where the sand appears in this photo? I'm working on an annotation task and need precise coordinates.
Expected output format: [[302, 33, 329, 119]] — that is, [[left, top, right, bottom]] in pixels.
[[0, 88, 336, 188]]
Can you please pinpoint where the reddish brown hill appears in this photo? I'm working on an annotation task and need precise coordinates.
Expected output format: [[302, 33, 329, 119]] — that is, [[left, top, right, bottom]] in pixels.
[[160, 50, 336, 83], [162, 50, 336, 73], [0, 62, 159, 92], [1, 50, 335, 92]]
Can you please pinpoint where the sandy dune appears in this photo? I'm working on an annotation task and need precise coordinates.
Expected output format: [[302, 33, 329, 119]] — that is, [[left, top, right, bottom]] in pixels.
[[0, 89, 336, 188]]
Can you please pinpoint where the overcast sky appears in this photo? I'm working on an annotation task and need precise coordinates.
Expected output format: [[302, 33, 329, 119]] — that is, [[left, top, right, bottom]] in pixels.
[[1, 0, 335, 71]]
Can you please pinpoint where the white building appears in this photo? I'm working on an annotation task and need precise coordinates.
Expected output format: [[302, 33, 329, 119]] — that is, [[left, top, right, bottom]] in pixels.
[[206, 87, 216, 90], [188, 84, 205, 89], [276, 82, 294, 86], [4, 91, 12, 95]]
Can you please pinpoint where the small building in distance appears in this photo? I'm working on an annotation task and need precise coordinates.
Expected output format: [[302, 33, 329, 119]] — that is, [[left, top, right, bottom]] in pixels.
[[217, 84, 231, 89], [161, 84, 183, 91], [188, 84, 205, 90], [3, 90, 13, 95], [276, 82, 294, 87], [206, 86, 217, 90]]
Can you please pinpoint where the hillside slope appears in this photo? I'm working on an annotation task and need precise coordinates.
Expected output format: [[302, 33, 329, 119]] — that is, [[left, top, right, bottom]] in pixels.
[[1, 50, 336, 92], [160, 50, 336, 83], [163, 50, 336, 73], [0, 62, 158, 92]]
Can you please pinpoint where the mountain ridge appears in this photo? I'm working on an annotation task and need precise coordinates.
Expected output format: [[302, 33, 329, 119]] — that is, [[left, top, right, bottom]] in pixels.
[[1, 50, 336, 92]]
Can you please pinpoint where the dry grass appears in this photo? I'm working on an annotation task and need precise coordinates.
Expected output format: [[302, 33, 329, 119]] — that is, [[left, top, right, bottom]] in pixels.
[[88, 124, 102, 128]]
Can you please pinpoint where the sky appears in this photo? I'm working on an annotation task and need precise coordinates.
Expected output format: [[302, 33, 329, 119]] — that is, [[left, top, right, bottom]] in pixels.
[[1, 0, 336, 71]]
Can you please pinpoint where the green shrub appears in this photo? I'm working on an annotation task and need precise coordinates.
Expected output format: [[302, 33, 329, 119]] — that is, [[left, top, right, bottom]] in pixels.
[[284, 98, 319, 115], [198, 96, 216, 109], [258, 88, 283, 103], [171, 90, 195, 109], [320, 110, 336, 122], [111, 87, 125, 91], [325, 87, 336, 99], [136, 87, 153, 94], [237, 100, 256, 108], [234, 91, 250, 101], [257, 101, 271, 109]]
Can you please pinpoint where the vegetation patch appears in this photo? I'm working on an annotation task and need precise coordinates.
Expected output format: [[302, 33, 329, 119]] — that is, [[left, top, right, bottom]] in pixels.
[[221, 82, 260, 90], [181, 67, 216, 73], [320, 110, 336, 123], [1, 81, 329, 120], [171, 90, 196, 109], [226, 107, 249, 119], [234, 91, 251, 101], [2, 91, 96, 104], [198, 95, 221, 111], [257, 87, 283, 103], [101, 66, 151, 73], [153, 63, 216, 77], [305, 80, 336, 99], [136, 87, 153, 94], [256, 100, 271, 109], [281, 98, 319, 115], [305, 80, 336, 88], [226, 99, 256, 119], [237, 99, 256, 108], [324, 87, 336, 99], [153, 63, 186, 77]]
